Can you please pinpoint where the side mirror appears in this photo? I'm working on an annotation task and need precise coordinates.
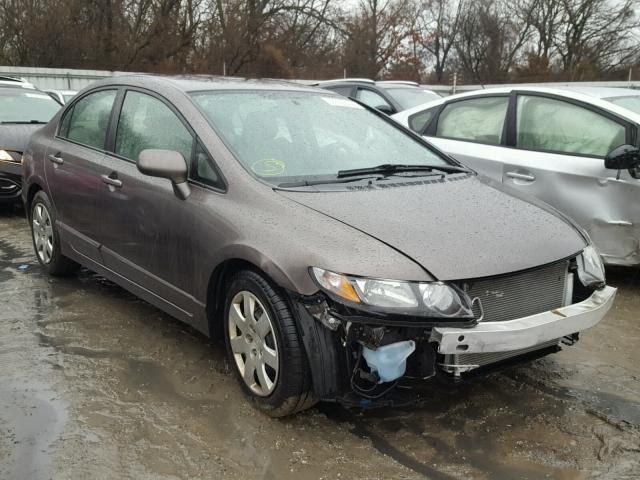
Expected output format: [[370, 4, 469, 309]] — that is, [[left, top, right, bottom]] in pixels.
[[604, 144, 640, 171], [137, 149, 191, 200], [375, 104, 394, 115]]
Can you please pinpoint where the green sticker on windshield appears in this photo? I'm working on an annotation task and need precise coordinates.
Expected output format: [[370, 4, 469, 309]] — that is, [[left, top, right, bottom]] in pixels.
[[251, 159, 286, 176]]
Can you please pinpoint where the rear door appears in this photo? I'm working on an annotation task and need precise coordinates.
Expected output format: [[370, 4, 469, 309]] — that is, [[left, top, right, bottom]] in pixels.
[[423, 95, 511, 180], [503, 93, 638, 264], [95, 88, 203, 321], [44, 88, 118, 263]]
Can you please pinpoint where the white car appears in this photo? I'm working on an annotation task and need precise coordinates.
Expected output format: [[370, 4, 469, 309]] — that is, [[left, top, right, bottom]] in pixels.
[[0, 76, 35, 89], [44, 89, 78, 105], [393, 86, 640, 267]]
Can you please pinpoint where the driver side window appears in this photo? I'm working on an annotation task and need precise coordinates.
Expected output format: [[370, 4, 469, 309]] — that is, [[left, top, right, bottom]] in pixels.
[[516, 95, 626, 157], [115, 90, 193, 163], [356, 88, 394, 113]]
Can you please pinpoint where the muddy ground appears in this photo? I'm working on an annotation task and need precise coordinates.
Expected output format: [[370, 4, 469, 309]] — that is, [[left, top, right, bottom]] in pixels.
[[0, 205, 639, 480]]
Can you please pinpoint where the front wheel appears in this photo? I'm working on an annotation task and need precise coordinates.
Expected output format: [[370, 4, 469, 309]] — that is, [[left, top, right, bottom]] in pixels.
[[224, 270, 316, 416], [30, 191, 79, 276]]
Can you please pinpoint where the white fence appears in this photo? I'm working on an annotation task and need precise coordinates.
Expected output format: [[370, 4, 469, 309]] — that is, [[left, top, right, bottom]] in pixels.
[[2, 65, 639, 95], [0, 66, 113, 90]]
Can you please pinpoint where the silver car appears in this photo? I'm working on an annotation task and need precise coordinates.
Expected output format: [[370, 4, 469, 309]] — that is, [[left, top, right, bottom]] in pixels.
[[393, 87, 640, 266]]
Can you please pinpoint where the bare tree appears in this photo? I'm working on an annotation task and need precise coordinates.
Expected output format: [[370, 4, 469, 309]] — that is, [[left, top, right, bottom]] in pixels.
[[343, 0, 413, 78], [414, 0, 465, 82], [555, 0, 638, 79], [455, 0, 538, 83]]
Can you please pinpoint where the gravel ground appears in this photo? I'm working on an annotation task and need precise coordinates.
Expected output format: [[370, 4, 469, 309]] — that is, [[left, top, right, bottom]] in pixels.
[[1, 205, 639, 480]]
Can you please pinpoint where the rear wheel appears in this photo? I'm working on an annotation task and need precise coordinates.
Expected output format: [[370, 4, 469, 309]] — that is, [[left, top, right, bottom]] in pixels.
[[30, 191, 79, 276], [224, 270, 316, 416]]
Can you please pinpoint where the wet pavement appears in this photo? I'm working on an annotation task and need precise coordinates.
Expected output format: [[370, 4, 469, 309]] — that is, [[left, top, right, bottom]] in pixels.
[[1, 205, 639, 480]]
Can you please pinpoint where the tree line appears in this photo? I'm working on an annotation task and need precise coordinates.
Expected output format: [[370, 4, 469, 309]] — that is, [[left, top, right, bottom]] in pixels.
[[0, 0, 638, 84]]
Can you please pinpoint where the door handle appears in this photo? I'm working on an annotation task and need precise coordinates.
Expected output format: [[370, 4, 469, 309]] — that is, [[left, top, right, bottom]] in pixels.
[[47, 154, 64, 165], [506, 171, 536, 182], [101, 174, 123, 188]]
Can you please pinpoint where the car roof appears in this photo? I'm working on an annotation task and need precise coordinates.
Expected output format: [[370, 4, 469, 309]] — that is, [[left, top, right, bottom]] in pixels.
[[92, 74, 322, 94], [0, 86, 50, 96], [44, 89, 78, 94], [393, 85, 640, 124], [316, 79, 423, 89]]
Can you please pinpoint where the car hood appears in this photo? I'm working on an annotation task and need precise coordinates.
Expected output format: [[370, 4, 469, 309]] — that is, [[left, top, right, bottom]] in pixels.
[[0, 124, 43, 152], [277, 174, 586, 280]]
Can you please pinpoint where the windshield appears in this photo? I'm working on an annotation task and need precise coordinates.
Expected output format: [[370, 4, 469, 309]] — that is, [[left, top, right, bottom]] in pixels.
[[606, 95, 640, 115], [385, 88, 440, 110], [191, 91, 450, 185], [0, 91, 61, 123]]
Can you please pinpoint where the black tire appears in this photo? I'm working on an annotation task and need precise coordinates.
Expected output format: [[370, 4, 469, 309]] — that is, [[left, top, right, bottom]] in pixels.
[[223, 269, 316, 417], [30, 191, 79, 276]]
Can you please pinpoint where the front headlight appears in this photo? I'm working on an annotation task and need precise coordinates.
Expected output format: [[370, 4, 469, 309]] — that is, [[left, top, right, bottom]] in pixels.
[[310, 267, 474, 318], [576, 245, 605, 287], [0, 149, 21, 163]]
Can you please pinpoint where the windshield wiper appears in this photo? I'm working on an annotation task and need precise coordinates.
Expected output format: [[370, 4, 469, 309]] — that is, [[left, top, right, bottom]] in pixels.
[[277, 176, 380, 188], [0, 120, 48, 124], [337, 163, 471, 178]]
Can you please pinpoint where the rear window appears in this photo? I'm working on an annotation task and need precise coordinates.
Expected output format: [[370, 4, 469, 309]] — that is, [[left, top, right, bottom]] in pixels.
[[606, 95, 640, 115], [385, 88, 440, 110], [0, 91, 60, 123]]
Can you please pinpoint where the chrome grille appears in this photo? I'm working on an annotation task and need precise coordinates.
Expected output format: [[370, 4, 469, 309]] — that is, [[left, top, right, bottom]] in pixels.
[[463, 261, 568, 322]]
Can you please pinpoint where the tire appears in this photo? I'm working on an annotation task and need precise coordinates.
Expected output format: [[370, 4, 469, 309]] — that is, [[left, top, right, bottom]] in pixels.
[[223, 269, 316, 417], [30, 191, 79, 276]]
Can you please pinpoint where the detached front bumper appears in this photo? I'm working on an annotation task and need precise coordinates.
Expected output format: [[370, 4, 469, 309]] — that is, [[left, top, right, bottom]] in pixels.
[[430, 286, 616, 355]]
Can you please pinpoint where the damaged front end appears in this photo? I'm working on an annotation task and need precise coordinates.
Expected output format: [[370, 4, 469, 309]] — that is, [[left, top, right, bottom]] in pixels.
[[289, 250, 616, 408]]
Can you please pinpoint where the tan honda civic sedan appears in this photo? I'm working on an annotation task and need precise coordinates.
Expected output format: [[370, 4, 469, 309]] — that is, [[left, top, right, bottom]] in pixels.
[[22, 75, 615, 416]]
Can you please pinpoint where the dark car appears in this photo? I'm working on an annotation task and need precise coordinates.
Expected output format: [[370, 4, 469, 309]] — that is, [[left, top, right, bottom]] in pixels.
[[315, 79, 440, 114], [22, 75, 615, 416], [0, 87, 61, 204]]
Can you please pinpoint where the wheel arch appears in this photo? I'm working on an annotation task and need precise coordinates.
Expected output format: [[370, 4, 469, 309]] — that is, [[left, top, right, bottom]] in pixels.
[[25, 182, 44, 215], [205, 258, 291, 340]]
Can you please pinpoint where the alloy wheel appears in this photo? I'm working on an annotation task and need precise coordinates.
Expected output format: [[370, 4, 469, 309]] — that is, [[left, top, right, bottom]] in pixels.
[[32, 203, 54, 264], [228, 291, 279, 396]]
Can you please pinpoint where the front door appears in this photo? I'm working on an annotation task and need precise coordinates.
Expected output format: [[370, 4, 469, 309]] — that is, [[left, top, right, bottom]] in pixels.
[[502, 93, 639, 265], [95, 89, 199, 321], [44, 89, 118, 263]]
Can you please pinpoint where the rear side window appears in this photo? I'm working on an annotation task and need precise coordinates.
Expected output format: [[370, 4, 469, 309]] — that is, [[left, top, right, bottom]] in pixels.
[[436, 97, 509, 145], [516, 95, 626, 157], [61, 90, 117, 149], [115, 91, 193, 162], [408, 107, 437, 134]]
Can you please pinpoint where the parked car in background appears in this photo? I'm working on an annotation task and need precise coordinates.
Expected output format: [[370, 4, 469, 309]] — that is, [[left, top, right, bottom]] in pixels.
[[602, 88, 640, 115], [0, 87, 62, 204], [23, 75, 615, 416], [393, 86, 640, 267], [315, 79, 440, 114], [44, 89, 78, 105], [0, 76, 36, 90]]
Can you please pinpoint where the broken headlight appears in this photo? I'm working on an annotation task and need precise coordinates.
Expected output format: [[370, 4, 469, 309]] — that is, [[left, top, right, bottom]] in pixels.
[[310, 267, 474, 318], [576, 245, 605, 287]]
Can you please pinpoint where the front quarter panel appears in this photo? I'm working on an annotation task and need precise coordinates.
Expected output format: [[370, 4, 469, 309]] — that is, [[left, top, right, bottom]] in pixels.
[[188, 181, 433, 305]]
